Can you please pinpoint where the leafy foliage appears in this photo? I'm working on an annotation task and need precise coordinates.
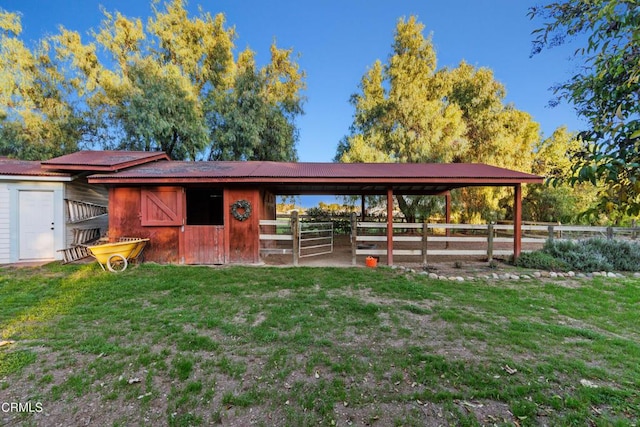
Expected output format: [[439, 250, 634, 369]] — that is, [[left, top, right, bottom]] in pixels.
[[337, 16, 540, 223], [518, 238, 640, 272], [207, 51, 299, 161], [529, 0, 640, 217], [524, 127, 601, 223], [514, 251, 570, 271], [0, 11, 85, 159], [0, 0, 305, 161]]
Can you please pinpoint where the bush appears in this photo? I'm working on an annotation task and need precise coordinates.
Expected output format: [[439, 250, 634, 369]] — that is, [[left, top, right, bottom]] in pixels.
[[539, 238, 640, 272], [514, 251, 570, 271]]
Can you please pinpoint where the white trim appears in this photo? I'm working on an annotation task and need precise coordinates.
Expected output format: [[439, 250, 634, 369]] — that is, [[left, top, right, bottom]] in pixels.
[[0, 175, 73, 182]]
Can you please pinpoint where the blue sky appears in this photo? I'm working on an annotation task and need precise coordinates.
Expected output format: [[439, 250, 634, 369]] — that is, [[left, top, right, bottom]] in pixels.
[[3, 0, 585, 167]]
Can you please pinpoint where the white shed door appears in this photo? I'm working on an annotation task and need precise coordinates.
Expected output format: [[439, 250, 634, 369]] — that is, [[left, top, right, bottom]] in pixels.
[[19, 190, 55, 260]]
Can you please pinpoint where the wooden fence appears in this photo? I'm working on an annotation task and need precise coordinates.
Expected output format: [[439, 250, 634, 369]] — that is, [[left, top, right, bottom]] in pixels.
[[261, 212, 639, 265], [351, 219, 640, 265]]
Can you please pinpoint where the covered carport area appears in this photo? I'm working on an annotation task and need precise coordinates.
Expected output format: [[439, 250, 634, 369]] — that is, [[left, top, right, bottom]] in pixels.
[[259, 162, 542, 265]]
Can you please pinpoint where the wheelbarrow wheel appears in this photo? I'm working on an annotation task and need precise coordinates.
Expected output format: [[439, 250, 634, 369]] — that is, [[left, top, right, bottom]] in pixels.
[[107, 254, 128, 272]]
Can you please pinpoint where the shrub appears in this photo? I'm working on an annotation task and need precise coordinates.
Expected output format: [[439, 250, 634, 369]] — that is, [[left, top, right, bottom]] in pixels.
[[540, 238, 640, 272], [579, 238, 640, 271], [514, 251, 569, 271]]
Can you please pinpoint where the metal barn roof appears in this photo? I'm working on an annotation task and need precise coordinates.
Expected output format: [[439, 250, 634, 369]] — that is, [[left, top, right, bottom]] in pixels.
[[88, 161, 543, 195], [41, 150, 169, 172]]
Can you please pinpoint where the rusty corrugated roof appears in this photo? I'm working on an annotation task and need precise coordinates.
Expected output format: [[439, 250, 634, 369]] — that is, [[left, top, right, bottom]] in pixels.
[[88, 161, 540, 180], [41, 150, 169, 172], [0, 158, 71, 178], [87, 160, 542, 195]]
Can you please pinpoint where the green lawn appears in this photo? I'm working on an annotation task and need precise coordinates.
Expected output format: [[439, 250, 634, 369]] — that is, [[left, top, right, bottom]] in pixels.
[[1, 262, 639, 426]]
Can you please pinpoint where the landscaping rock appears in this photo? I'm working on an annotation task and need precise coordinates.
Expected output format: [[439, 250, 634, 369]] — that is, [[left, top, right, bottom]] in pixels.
[[428, 273, 439, 280]]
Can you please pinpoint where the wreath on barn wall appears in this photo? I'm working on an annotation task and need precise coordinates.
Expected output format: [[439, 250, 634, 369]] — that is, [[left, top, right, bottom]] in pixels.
[[231, 199, 252, 221]]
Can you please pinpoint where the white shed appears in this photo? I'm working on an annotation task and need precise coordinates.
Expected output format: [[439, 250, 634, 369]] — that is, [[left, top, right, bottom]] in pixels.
[[0, 158, 108, 264]]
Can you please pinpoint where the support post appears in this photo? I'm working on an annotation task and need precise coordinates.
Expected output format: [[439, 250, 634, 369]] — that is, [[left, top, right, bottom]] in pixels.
[[607, 226, 614, 240], [351, 212, 358, 266], [513, 184, 522, 259], [361, 195, 366, 221], [387, 187, 394, 266], [291, 211, 299, 266], [445, 191, 451, 248], [487, 223, 494, 262], [548, 225, 555, 242], [422, 222, 428, 266]]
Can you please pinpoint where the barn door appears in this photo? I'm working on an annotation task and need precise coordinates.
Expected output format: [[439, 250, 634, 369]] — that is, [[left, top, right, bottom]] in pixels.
[[141, 187, 184, 226], [183, 226, 225, 264], [183, 188, 226, 264]]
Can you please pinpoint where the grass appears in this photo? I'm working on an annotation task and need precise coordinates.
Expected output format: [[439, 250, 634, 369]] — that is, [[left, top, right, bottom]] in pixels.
[[1, 262, 639, 426]]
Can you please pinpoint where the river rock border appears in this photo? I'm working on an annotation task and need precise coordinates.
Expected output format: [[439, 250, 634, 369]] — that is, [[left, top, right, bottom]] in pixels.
[[390, 265, 640, 282]]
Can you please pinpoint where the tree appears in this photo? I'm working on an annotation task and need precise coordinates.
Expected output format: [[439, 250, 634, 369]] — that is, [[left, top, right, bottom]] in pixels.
[[529, 0, 640, 217], [336, 17, 467, 222], [207, 48, 301, 161], [523, 126, 600, 223], [2, 0, 305, 161], [337, 16, 540, 222], [444, 62, 539, 222], [113, 60, 209, 160], [0, 11, 85, 159]]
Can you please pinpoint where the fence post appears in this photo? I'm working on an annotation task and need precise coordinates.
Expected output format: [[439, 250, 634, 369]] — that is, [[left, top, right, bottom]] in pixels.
[[291, 211, 299, 266], [633, 220, 637, 240], [422, 222, 428, 266], [548, 225, 555, 242], [487, 223, 494, 262], [607, 226, 614, 240], [351, 212, 358, 266]]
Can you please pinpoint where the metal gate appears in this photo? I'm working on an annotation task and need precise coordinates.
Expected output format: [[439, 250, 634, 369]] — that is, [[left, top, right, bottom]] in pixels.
[[299, 222, 333, 258]]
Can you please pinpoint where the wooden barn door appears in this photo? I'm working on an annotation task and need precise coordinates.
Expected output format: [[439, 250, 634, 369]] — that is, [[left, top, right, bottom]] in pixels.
[[183, 226, 224, 264], [183, 188, 225, 264]]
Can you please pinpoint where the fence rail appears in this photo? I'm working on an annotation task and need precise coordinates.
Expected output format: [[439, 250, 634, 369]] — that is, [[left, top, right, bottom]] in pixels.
[[351, 218, 639, 265], [263, 212, 639, 266]]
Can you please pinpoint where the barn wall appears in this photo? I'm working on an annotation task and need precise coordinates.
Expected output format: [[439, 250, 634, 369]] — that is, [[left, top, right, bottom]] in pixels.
[[225, 188, 261, 263], [64, 177, 109, 247], [109, 186, 181, 263]]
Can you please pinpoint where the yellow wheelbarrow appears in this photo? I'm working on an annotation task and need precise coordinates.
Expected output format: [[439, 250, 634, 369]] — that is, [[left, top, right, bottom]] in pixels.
[[87, 238, 149, 272]]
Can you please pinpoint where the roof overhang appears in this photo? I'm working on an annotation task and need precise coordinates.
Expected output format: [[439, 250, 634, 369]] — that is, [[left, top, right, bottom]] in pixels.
[[87, 161, 543, 195], [41, 150, 170, 172]]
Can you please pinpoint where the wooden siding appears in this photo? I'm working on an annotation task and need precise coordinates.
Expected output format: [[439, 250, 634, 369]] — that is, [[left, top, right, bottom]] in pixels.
[[225, 188, 261, 263], [109, 187, 181, 263], [141, 187, 184, 226], [0, 183, 9, 263], [183, 226, 224, 264], [64, 178, 109, 247]]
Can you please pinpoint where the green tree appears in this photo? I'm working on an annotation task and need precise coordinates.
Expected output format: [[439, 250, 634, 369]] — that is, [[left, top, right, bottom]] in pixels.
[[113, 60, 209, 160], [338, 16, 540, 223], [529, 0, 640, 217], [207, 50, 299, 161], [445, 62, 539, 222], [523, 126, 600, 223], [0, 11, 84, 160], [3, 0, 305, 161], [336, 17, 467, 222]]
